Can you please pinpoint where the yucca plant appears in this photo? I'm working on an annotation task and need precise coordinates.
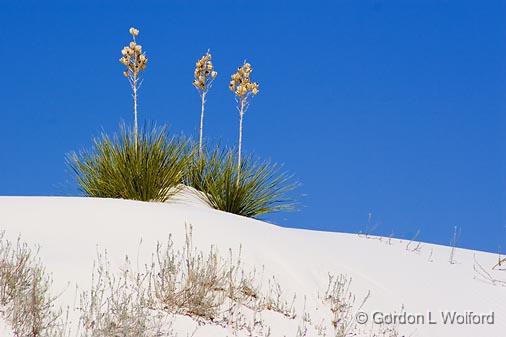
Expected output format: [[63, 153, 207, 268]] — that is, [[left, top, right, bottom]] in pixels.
[[68, 125, 189, 202], [185, 148, 296, 218]]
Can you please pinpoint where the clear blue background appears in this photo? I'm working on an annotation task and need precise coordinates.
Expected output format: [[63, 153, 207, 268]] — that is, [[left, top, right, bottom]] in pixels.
[[1, 0, 505, 252]]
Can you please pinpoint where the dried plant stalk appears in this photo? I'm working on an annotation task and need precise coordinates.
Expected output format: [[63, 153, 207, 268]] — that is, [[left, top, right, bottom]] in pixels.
[[193, 51, 217, 155], [229, 61, 259, 184], [119, 27, 148, 147]]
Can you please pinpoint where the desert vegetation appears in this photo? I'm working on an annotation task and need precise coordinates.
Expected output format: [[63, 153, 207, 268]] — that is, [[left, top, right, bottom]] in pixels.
[[0, 232, 69, 337], [0, 229, 398, 337], [228, 61, 260, 183], [68, 126, 190, 202], [185, 149, 295, 217], [119, 27, 148, 145], [76, 225, 400, 337], [76, 225, 299, 337], [193, 51, 218, 155], [69, 26, 295, 218]]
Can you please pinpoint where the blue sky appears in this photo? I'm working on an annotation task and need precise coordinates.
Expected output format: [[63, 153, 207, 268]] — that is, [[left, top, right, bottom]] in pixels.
[[1, 0, 505, 252]]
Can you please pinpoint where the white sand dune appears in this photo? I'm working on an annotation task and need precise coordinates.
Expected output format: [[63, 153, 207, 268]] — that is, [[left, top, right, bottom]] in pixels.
[[0, 194, 505, 337]]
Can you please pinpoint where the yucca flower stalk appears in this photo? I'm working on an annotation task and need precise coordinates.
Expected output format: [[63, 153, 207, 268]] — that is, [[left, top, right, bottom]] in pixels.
[[193, 51, 218, 156], [229, 61, 259, 184], [119, 27, 148, 147]]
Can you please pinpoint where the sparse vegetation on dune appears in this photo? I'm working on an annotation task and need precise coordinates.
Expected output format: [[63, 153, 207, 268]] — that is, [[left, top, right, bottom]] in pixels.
[[0, 228, 398, 337], [77, 225, 397, 337]]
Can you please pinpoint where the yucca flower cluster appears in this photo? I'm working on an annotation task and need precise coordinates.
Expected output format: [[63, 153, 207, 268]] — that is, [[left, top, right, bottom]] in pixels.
[[193, 52, 217, 92], [119, 27, 148, 78], [229, 62, 259, 97]]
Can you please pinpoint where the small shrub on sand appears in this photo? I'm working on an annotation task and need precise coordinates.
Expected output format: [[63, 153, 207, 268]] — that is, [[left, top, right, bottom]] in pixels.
[[0, 232, 68, 337], [68, 126, 190, 202], [185, 148, 296, 218], [77, 252, 170, 337]]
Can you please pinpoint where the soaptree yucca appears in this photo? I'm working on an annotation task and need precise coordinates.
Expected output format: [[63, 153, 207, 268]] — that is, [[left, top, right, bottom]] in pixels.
[[186, 148, 295, 218], [68, 126, 190, 202]]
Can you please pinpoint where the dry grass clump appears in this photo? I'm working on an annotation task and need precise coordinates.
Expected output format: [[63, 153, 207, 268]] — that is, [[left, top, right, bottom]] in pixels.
[[295, 274, 361, 337], [77, 252, 172, 337], [153, 225, 296, 323], [322, 274, 360, 336], [0, 232, 68, 337], [473, 254, 506, 287], [294, 274, 400, 337], [154, 231, 227, 320]]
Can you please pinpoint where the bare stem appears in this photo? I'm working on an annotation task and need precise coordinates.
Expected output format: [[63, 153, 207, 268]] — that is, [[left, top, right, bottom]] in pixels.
[[237, 98, 245, 185], [133, 78, 138, 148], [199, 92, 206, 155]]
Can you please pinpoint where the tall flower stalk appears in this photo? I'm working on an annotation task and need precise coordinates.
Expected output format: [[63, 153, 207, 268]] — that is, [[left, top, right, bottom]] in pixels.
[[193, 51, 217, 155], [119, 27, 148, 147], [229, 61, 259, 184]]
